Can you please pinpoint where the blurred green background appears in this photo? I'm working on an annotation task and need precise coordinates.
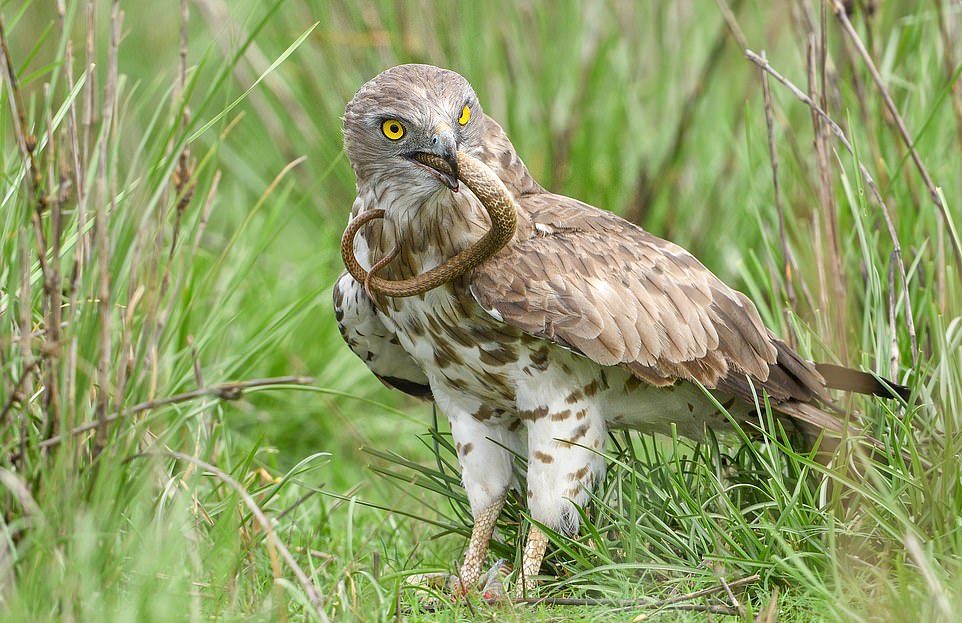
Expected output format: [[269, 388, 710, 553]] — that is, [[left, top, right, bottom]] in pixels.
[[13, 0, 820, 471], [2, 1, 961, 621]]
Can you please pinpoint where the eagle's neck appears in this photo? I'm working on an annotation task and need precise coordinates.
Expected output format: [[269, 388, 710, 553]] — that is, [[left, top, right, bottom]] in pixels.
[[361, 180, 492, 283], [355, 115, 540, 288]]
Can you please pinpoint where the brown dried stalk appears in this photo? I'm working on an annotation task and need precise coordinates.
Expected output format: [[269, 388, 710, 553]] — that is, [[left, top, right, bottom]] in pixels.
[[0, 17, 60, 436], [745, 49, 918, 365], [0, 361, 39, 426], [42, 86, 63, 436], [82, 1, 95, 169], [10, 376, 314, 460], [759, 50, 798, 343], [170, 0, 195, 264], [714, 0, 748, 48], [829, 0, 962, 275], [807, 35, 848, 362], [15, 233, 33, 466], [0, 17, 40, 202], [94, 1, 122, 454]]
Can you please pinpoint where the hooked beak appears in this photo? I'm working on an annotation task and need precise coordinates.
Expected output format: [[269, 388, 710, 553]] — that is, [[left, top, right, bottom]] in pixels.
[[405, 127, 459, 191]]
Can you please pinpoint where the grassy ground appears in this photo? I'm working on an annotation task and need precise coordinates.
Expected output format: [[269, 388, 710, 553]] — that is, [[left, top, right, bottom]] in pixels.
[[1, 1, 961, 621]]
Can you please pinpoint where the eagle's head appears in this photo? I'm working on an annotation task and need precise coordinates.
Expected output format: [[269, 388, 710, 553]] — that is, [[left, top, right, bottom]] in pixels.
[[343, 64, 484, 196]]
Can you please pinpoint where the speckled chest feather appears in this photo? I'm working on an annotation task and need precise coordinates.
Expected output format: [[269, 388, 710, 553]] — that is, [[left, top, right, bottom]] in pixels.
[[354, 178, 530, 418], [382, 283, 525, 413]]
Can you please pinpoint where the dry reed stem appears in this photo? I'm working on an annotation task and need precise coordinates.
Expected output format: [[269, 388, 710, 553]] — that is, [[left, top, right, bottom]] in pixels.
[[0, 22, 57, 433], [169, 0, 194, 269], [714, 0, 748, 48], [829, 0, 962, 275], [65, 40, 87, 307], [0, 18, 40, 202], [94, 1, 122, 454], [16, 238, 32, 466], [61, 30, 83, 444], [759, 50, 798, 344], [0, 468, 42, 518], [807, 34, 849, 363], [719, 0, 821, 318], [144, 0, 197, 397], [8, 376, 314, 461], [718, 574, 745, 618], [745, 49, 918, 365], [1, 16, 67, 438], [43, 84, 63, 436], [0, 361, 39, 426], [82, 1, 95, 175]]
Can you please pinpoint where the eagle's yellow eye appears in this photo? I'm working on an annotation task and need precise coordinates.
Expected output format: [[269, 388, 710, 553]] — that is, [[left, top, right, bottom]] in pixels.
[[381, 119, 405, 140], [458, 105, 471, 126]]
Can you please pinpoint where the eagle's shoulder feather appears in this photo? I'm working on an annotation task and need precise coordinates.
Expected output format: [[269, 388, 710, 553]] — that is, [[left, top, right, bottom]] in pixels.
[[470, 191, 826, 403]]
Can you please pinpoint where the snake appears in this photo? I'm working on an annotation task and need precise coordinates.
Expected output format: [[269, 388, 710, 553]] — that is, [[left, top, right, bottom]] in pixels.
[[340, 151, 518, 298]]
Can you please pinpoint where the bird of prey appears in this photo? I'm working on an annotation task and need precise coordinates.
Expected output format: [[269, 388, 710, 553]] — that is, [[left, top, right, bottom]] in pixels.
[[333, 64, 905, 594]]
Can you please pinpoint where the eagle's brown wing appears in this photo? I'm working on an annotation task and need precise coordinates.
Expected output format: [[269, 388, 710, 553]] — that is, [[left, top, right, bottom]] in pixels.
[[469, 191, 828, 406]]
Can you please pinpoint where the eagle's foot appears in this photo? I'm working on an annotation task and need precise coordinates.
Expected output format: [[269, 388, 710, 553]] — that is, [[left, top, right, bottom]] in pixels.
[[478, 559, 510, 602], [403, 571, 468, 595], [509, 524, 548, 599], [404, 560, 509, 608]]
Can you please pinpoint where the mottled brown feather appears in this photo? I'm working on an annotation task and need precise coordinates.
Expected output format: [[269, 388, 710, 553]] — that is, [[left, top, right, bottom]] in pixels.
[[470, 191, 822, 401]]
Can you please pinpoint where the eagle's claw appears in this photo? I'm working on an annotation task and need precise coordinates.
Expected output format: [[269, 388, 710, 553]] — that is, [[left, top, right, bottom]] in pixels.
[[404, 560, 510, 608]]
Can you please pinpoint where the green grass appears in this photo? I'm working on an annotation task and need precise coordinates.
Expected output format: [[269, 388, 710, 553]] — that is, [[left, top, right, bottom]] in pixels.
[[1, 1, 961, 621]]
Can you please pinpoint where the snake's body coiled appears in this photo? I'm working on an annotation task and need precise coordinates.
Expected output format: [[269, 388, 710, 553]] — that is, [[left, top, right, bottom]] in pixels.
[[341, 151, 517, 298]]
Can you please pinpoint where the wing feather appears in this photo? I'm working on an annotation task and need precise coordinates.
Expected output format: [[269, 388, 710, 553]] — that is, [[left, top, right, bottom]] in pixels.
[[470, 192, 824, 401]]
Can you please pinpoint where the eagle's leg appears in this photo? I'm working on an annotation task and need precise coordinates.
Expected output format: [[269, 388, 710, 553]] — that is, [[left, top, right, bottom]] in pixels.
[[516, 377, 609, 596], [426, 390, 519, 594], [457, 496, 505, 589], [517, 524, 548, 594]]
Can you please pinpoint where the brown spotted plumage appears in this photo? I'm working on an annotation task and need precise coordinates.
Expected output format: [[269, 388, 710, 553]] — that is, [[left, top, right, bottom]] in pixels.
[[333, 64, 908, 596]]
